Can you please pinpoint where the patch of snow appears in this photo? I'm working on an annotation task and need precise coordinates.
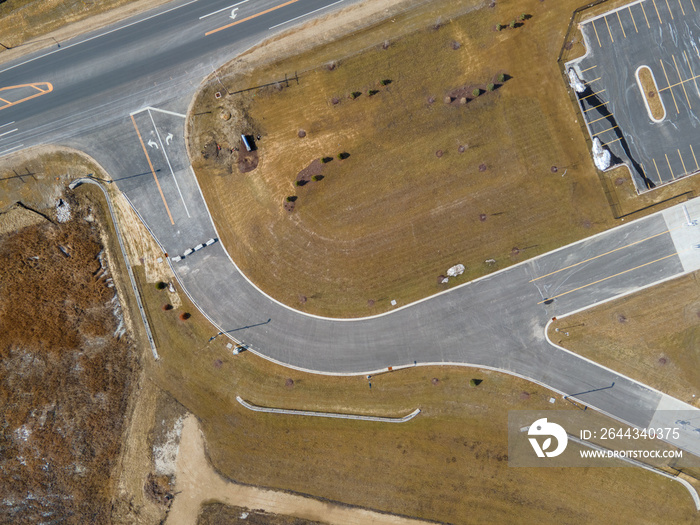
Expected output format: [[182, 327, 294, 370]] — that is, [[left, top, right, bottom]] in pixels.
[[568, 68, 586, 93], [56, 199, 71, 223], [446, 264, 465, 277], [153, 416, 185, 476], [14, 425, 31, 442], [239, 512, 249, 519], [592, 137, 611, 171]]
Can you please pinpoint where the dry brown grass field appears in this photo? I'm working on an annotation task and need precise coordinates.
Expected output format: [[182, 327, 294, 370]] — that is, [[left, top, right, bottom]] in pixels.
[[189, 0, 700, 318], [550, 270, 700, 404]]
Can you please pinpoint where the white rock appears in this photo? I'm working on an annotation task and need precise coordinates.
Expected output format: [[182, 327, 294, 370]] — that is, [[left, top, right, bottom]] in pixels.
[[446, 264, 465, 277]]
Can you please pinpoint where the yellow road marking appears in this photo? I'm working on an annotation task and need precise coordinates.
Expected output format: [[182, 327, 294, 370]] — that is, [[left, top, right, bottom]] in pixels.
[[653, 157, 663, 183], [690, 144, 699, 170], [584, 101, 608, 112], [683, 50, 698, 95], [672, 54, 692, 108], [659, 71, 700, 91], [652, 0, 663, 23], [665, 0, 675, 18], [665, 153, 675, 179], [604, 16, 615, 42], [581, 65, 597, 73], [678, 148, 688, 174], [592, 20, 603, 47], [530, 228, 675, 283], [617, 11, 627, 37], [0, 82, 53, 112], [536, 252, 679, 304], [582, 89, 605, 100], [589, 113, 612, 124], [592, 125, 618, 137], [605, 137, 623, 145], [206, 0, 300, 36], [584, 77, 601, 84], [660, 59, 680, 113], [640, 1, 652, 26], [131, 115, 174, 226], [629, 6, 639, 31], [678, 0, 686, 15], [691, 0, 697, 11]]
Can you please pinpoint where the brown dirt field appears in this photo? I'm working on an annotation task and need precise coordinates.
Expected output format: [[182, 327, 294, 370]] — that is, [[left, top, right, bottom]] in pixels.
[[189, 0, 700, 318], [198, 502, 329, 525], [550, 270, 700, 405], [0, 190, 139, 523], [0, 0, 173, 66], [638, 66, 665, 121]]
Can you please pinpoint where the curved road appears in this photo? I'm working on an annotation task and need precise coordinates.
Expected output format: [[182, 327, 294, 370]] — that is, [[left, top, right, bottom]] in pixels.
[[2, 0, 700, 460]]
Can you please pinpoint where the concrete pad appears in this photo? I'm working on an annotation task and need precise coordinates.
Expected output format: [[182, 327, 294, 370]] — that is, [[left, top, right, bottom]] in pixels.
[[662, 197, 700, 272]]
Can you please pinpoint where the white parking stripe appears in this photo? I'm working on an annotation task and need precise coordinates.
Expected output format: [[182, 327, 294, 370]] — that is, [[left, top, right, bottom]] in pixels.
[[0, 121, 15, 128], [199, 0, 249, 19], [0, 128, 18, 138]]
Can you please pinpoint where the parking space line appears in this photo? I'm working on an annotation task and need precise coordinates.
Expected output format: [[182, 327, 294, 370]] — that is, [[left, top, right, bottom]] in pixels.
[[690, 144, 699, 170], [582, 89, 605, 100], [678, 0, 686, 15], [659, 60, 680, 113], [665, 153, 675, 179], [589, 113, 612, 124], [592, 125, 618, 137], [616, 11, 627, 37], [678, 149, 688, 174], [653, 157, 663, 183], [628, 6, 639, 31], [581, 65, 597, 73], [604, 16, 615, 42], [640, 1, 652, 26], [651, 0, 663, 23], [592, 20, 603, 47], [584, 77, 601, 84], [536, 252, 679, 304], [665, 0, 675, 18], [584, 101, 608, 112], [691, 0, 697, 11], [130, 115, 174, 226], [672, 54, 692, 108], [605, 137, 622, 145]]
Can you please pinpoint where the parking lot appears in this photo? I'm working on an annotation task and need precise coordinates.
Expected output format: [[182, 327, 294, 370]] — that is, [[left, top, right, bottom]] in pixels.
[[567, 0, 700, 192]]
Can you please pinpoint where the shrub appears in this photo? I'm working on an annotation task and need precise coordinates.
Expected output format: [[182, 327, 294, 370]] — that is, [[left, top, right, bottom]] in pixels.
[[487, 83, 495, 91], [472, 88, 480, 97], [162, 304, 173, 311], [368, 89, 379, 96], [497, 73, 506, 83], [510, 20, 516, 28], [496, 23, 503, 31], [520, 13, 527, 21], [312, 175, 324, 181], [337, 152, 350, 160], [350, 91, 362, 99], [321, 156, 333, 163], [380, 79, 392, 86], [470, 378, 483, 387], [286, 196, 297, 202], [179, 312, 191, 321], [155, 281, 166, 290]]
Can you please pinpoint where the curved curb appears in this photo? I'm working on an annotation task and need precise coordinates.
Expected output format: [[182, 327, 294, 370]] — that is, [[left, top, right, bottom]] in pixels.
[[69, 177, 159, 360], [236, 396, 420, 423], [635, 65, 666, 123]]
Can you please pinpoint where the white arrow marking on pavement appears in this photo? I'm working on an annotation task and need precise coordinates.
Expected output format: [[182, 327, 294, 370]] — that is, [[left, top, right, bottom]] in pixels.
[[147, 139, 159, 149], [230, 7, 238, 19], [166, 133, 173, 145]]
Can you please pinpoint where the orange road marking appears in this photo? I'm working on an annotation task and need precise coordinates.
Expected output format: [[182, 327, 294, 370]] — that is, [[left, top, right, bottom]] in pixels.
[[530, 228, 674, 282], [582, 89, 605, 100], [640, 1, 651, 26], [678, 148, 688, 174], [536, 253, 679, 304], [604, 16, 615, 42], [659, 71, 700, 91], [665, 153, 675, 179], [652, 0, 663, 23], [584, 101, 608, 112], [617, 11, 627, 37], [604, 136, 623, 145], [589, 113, 612, 124], [581, 65, 597, 73], [691, 0, 697, 11], [131, 115, 174, 225], [678, 0, 686, 15], [659, 59, 680, 113], [672, 54, 692, 108], [584, 77, 601, 84], [592, 20, 603, 47], [592, 125, 618, 137], [629, 6, 639, 32], [206, 0, 300, 36], [653, 157, 663, 183], [690, 144, 699, 170], [0, 82, 53, 112]]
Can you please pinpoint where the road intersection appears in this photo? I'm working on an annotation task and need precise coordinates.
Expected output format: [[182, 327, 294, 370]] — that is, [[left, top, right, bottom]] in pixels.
[[2, 0, 700, 460]]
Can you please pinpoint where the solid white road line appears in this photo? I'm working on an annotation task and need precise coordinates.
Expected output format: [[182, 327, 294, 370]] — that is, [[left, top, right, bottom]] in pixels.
[[269, 0, 344, 29], [0, 121, 15, 128], [0, 144, 23, 155], [0, 128, 18, 138], [147, 109, 191, 218], [199, 0, 249, 19]]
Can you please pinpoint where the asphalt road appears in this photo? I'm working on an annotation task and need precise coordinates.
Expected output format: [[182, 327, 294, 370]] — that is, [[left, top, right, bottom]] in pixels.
[[3, 0, 700, 459]]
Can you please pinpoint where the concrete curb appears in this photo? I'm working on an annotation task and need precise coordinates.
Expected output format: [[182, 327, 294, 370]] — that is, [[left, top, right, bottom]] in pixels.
[[69, 177, 159, 360], [236, 396, 420, 423]]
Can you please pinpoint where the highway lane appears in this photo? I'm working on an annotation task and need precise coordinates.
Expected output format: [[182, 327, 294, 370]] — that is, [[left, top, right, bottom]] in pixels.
[[2, 0, 700, 459]]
